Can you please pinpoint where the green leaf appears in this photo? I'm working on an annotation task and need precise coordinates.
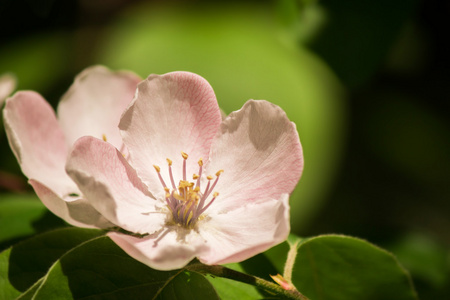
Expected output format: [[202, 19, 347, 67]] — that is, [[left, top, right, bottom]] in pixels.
[[206, 252, 282, 299], [267, 234, 419, 300], [0, 194, 47, 244], [33, 236, 219, 299], [0, 227, 104, 299], [207, 263, 263, 300], [16, 278, 44, 300], [0, 194, 66, 248]]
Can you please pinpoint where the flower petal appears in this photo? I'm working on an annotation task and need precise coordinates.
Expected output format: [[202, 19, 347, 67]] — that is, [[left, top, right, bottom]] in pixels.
[[119, 72, 222, 198], [197, 194, 290, 265], [57, 65, 141, 149], [3, 91, 76, 197], [0, 73, 16, 105], [29, 179, 113, 228], [108, 228, 207, 271], [205, 100, 303, 212], [66, 136, 166, 234]]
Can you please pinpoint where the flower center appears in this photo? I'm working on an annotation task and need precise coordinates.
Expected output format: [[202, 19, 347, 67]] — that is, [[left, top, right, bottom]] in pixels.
[[153, 152, 223, 228]]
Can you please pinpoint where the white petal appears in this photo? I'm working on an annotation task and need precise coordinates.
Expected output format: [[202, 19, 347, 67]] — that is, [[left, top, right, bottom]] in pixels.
[[0, 73, 16, 105], [66, 136, 166, 234], [108, 227, 207, 271], [29, 179, 113, 228], [197, 194, 290, 265], [119, 72, 222, 198], [57, 65, 141, 149], [3, 91, 75, 198], [205, 100, 303, 212]]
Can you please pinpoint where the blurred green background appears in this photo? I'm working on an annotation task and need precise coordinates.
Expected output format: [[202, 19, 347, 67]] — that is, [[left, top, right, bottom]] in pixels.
[[0, 0, 449, 298]]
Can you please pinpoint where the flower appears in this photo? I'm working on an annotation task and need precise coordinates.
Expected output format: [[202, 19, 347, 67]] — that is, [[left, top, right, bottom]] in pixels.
[[0, 73, 16, 106], [66, 71, 303, 270], [3, 66, 141, 228]]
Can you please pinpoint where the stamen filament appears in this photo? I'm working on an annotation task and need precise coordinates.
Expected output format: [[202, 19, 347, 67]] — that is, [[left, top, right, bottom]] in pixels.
[[154, 152, 222, 228], [167, 159, 177, 189], [198, 192, 219, 215], [196, 158, 203, 188], [153, 165, 168, 188], [181, 152, 188, 181], [203, 172, 222, 201]]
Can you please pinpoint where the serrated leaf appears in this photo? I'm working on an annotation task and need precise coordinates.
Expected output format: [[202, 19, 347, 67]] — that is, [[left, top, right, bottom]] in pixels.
[[267, 234, 419, 300], [0, 227, 104, 299], [33, 236, 219, 300]]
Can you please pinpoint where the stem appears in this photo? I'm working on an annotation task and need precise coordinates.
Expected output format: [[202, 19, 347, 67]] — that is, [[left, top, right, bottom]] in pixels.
[[284, 239, 301, 282], [187, 263, 309, 300]]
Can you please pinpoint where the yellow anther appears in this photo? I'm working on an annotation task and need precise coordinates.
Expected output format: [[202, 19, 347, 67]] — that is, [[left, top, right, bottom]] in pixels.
[[213, 192, 219, 197], [198, 158, 203, 166], [215, 170, 224, 177], [207, 175, 213, 180], [193, 174, 199, 180], [179, 180, 188, 187], [173, 192, 185, 202], [166, 158, 172, 166], [193, 186, 200, 192], [102, 134, 107, 142], [153, 165, 161, 172], [181, 152, 188, 160], [164, 187, 170, 192], [165, 193, 170, 198]]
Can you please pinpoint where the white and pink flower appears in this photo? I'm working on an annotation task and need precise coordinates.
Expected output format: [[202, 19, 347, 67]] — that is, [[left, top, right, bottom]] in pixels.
[[3, 66, 141, 228], [66, 71, 304, 270], [0, 73, 16, 105]]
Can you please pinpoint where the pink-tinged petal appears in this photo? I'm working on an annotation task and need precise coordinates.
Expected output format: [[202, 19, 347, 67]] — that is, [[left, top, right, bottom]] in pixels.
[[3, 91, 76, 197], [119, 72, 222, 198], [57, 65, 141, 149], [0, 73, 16, 105], [29, 179, 113, 228], [108, 228, 207, 271], [66, 136, 166, 234], [197, 194, 290, 265], [205, 100, 303, 212]]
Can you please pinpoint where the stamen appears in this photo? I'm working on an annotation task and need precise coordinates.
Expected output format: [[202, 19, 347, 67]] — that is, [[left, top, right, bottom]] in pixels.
[[102, 134, 107, 142], [181, 152, 189, 160], [181, 152, 188, 181], [196, 158, 203, 188], [198, 192, 219, 216], [153, 165, 167, 188], [204, 171, 223, 200], [157, 152, 223, 228], [167, 158, 177, 189], [202, 177, 213, 200]]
